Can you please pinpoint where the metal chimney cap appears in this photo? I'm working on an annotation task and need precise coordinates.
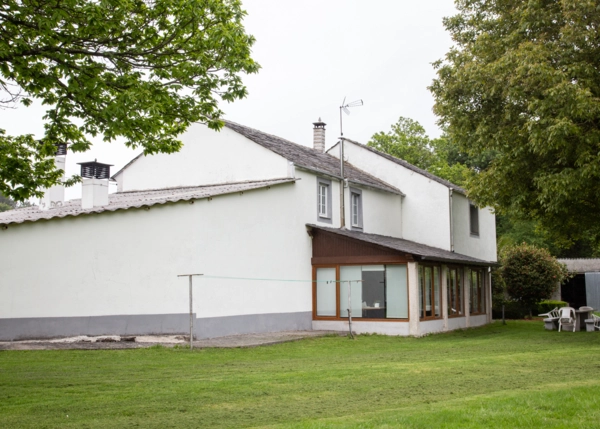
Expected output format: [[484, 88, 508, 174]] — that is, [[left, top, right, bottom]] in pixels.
[[77, 160, 114, 179], [313, 118, 326, 128]]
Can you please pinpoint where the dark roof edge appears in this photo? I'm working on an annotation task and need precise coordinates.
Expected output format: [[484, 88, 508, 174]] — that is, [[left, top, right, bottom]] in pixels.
[[306, 224, 496, 266], [110, 152, 144, 180], [117, 177, 298, 195]]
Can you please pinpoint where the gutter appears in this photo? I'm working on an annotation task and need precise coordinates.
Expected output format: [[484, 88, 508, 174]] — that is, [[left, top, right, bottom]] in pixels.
[[449, 188, 454, 252], [340, 138, 345, 229]]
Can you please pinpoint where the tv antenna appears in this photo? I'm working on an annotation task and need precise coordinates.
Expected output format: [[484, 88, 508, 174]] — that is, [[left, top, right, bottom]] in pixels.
[[339, 97, 363, 136]]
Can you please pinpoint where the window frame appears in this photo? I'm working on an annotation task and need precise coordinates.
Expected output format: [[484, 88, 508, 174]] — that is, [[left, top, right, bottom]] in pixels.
[[446, 266, 464, 318], [316, 177, 332, 224], [419, 264, 443, 321], [312, 263, 409, 322], [349, 187, 363, 230], [469, 202, 480, 237], [469, 268, 486, 315]]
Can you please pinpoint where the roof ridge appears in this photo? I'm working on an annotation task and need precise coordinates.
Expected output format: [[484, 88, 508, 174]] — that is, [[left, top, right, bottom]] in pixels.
[[329, 138, 466, 193], [223, 121, 403, 195], [223, 120, 321, 153]]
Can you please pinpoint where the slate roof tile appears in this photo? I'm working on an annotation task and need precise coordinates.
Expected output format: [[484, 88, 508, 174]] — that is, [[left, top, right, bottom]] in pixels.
[[223, 121, 403, 195]]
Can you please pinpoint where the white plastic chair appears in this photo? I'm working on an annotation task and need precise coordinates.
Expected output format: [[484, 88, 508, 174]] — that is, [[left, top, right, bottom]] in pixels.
[[538, 307, 560, 319], [558, 307, 576, 332], [593, 314, 600, 331]]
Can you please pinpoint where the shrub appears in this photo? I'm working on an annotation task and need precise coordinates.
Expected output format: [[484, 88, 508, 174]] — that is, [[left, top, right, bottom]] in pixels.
[[500, 243, 569, 317], [536, 300, 568, 315]]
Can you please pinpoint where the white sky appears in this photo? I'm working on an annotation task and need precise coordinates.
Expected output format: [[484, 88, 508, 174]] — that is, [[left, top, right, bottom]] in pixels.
[[1, 0, 457, 200]]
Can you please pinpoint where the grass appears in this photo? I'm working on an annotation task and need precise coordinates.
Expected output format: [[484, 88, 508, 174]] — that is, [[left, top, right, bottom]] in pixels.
[[1, 321, 600, 428]]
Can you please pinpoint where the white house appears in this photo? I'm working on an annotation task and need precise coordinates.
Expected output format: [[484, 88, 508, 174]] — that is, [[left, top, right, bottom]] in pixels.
[[0, 120, 497, 340]]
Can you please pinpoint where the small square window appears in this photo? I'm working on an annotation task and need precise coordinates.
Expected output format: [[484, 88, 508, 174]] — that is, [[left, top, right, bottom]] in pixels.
[[469, 203, 479, 236]]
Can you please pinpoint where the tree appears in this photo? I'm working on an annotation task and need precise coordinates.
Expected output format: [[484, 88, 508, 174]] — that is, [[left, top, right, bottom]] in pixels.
[[368, 117, 437, 170], [430, 0, 600, 251], [0, 0, 259, 201], [0, 191, 15, 212], [501, 243, 569, 317], [368, 116, 473, 186]]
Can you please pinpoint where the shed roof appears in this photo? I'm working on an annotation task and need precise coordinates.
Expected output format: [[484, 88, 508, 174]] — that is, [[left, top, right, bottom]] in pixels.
[[328, 138, 466, 194], [557, 259, 600, 273], [0, 178, 296, 226], [223, 121, 403, 195], [307, 224, 495, 266]]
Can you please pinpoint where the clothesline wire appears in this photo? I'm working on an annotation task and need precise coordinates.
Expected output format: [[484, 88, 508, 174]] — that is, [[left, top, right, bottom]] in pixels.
[[200, 275, 362, 283]]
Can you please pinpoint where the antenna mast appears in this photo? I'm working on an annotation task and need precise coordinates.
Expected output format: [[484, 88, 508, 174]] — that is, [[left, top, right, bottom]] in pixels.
[[338, 97, 363, 230], [339, 97, 363, 137]]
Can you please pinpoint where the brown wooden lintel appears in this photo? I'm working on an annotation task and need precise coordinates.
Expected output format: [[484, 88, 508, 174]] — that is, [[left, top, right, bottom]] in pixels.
[[311, 255, 411, 265]]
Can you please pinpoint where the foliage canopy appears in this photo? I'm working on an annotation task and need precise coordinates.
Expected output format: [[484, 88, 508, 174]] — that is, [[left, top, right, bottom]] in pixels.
[[430, 0, 600, 248], [0, 0, 259, 201], [367, 116, 473, 186]]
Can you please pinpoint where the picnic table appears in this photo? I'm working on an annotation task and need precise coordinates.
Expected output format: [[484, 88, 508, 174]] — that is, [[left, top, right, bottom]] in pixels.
[[539, 307, 595, 331]]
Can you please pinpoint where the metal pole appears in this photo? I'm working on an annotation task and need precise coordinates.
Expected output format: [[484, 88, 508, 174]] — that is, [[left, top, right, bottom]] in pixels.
[[340, 138, 345, 229], [347, 280, 354, 339], [189, 276, 193, 350], [177, 274, 203, 350]]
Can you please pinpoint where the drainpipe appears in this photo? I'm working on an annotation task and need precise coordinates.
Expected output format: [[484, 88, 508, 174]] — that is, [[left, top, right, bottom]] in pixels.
[[340, 138, 345, 229], [449, 188, 454, 252]]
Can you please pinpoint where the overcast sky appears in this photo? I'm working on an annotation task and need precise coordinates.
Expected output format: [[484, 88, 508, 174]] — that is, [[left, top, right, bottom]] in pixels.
[[1, 0, 458, 200]]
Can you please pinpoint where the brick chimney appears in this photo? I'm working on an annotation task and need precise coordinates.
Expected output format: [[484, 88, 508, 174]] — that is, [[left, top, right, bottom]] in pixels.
[[313, 118, 326, 152]]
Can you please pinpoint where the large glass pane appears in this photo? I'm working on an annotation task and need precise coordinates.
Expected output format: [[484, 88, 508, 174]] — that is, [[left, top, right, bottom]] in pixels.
[[419, 266, 424, 318], [340, 266, 362, 318], [361, 265, 385, 319], [386, 265, 408, 318], [470, 270, 478, 313], [456, 269, 463, 315], [425, 267, 432, 317], [434, 266, 440, 317], [479, 271, 485, 313], [316, 268, 336, 316], [447, 268, 455, 316]]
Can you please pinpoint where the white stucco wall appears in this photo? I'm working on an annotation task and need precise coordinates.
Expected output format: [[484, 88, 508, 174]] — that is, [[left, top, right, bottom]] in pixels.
[[329, 141, 452, 250], [115, 123, 290, 192], [345, 185, 402, 237], [451, 193, 497, 262], [0, 181, 315, 322]]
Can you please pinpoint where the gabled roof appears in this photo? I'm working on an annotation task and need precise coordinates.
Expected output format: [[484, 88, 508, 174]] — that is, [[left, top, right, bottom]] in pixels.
[[223, 121, 403, 195], [0, 178, 296, 226], [307, 224, 494, 265], [328, 138, 466, 194]]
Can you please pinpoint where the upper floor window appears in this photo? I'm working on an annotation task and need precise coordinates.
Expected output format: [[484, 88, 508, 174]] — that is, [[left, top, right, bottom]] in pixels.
[[469, 203, 479, 236], [317, 178, 332, 223], [350, 187, 363, 230]]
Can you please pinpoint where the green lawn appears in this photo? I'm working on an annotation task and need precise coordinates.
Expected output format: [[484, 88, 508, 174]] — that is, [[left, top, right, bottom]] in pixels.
[[1, 321, 600, 428]]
